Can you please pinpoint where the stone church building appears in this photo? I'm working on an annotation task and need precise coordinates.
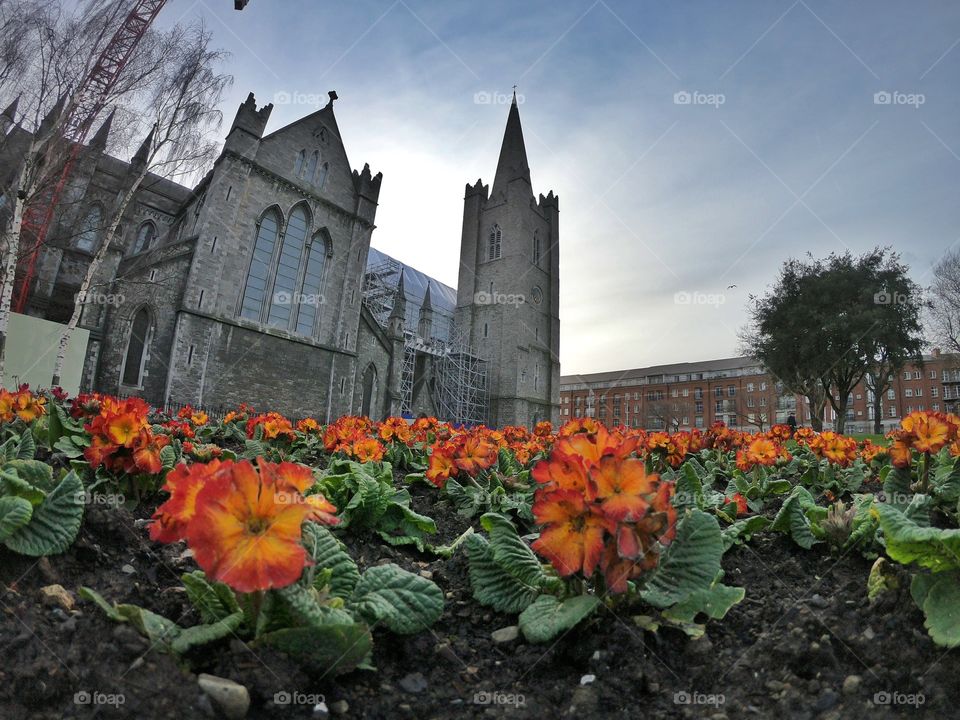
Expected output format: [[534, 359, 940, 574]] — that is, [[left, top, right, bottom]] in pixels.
[[1, 91, 560, 426]]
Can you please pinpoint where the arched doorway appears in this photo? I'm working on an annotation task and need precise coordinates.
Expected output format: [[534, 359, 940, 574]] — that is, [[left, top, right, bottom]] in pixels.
[[361, 364, 378, 418]]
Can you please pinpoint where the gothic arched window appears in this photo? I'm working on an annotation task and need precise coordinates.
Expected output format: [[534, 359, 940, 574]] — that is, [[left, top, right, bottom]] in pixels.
[[76, 206, 103, 252], [121, 307, 152, 386], [132, 221, 156, 254], [295, 231, 330, 336], [306, 151, 319, 182], [294, 149, 306, 177], [533, 230, 541, 267], [240, 208, 281, 321], [267, 204, 309, 327], [488, 224, 502, 261], [315, 161, 329, 188]]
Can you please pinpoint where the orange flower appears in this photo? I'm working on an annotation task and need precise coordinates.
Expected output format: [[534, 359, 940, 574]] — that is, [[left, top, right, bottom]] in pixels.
[[132, 429, 170, 475], [589, 455, 658, 522], [902, 411, 953, 454], [531, 489, 613, 577], [259, 458, 339, 525], [105, 412, 145, 446], [297, 417, 321, 433], [426, 444, 456, 488], [378, 417, 413, 444], [350, 437, 385, 463], [531, 451, 589, 493], [150, 460, 227, 543], [187, 461, 314, 593], [810, 432, 857, 467], [453, 435, 497, 476]]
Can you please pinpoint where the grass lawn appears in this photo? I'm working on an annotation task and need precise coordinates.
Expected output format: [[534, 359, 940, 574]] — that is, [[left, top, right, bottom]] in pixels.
[[849, 433, 888, 444]]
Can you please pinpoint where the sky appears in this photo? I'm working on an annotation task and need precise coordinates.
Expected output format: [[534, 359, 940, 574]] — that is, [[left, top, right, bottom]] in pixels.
[[152, 0, 960, 376]]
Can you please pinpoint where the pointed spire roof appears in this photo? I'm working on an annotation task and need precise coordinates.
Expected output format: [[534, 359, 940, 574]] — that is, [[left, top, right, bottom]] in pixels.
[[389, 270, 407, 320], [38, 92, 67, 135], [131, 123, 156, 167], [491, 92, 531, 196], [1, 95, 20, 124], [420, 281, 433, 313], [89, 109, 115, 151]]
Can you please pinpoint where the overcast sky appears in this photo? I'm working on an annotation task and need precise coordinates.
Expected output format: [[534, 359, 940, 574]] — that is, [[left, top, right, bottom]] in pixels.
[[155, 0, 960, 376]]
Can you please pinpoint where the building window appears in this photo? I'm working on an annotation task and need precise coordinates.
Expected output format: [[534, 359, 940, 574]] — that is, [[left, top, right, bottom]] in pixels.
[[240, 208, 281, 321], [315, 162, 329, 188], [306, 151, 319, 181], [132, 221, 156, 254], [905, 389, 913, 397], [932, 387, 939, 398], [121, 307, 152, 386], [295, 231, 331, 336], [488, 224, 502, 261], [728, 385, 736, 397], [533, 230, 541, 267], [76, 206, 103, 252], [267, 205, 310, 328], [887, 389, 895, 400], [294, 149, 306, 177]]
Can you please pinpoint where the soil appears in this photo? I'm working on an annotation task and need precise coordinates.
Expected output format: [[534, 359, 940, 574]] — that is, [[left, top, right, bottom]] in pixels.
[[1, 480, 957, 720]]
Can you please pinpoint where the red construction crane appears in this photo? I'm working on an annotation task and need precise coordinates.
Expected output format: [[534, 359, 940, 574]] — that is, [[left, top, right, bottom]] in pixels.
[[13, 0, 251, 312]]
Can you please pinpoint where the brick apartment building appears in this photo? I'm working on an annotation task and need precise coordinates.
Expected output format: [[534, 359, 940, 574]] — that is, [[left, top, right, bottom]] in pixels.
[[559, 351, 960, 434]]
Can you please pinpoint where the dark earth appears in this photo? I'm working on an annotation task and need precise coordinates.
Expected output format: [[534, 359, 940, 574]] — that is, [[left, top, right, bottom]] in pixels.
[[1, 480, 957, 719]]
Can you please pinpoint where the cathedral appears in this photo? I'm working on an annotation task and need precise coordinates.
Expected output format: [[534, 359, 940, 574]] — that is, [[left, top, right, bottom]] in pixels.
[[1, 90, 560, 427]]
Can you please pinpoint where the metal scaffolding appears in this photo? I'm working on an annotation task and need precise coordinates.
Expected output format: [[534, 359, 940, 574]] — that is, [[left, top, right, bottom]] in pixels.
[[362, 255, 403, 328], [434, 339, 489, 427]]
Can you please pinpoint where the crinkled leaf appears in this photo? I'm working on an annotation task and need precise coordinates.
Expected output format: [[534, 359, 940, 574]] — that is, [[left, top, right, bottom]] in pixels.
[[53, 436, 85, 459], [721, 515, 770, 551], [182, 571, 240, 624], [641, 509, 724, 608], [301, 523, 360, 599], [257, 624, 372, 675], [15, 431, 36, 460], [0, 496, 33, 541], [771, 486, 822, 549], [911, 571, 960, 648], [170, 612, 244, 654], [661, 582, 745, 623], [0, 467, 45, 505], [79, 586, 125, 622], [3, 471, 84, 556], [875, 502, 960, 572], [518, 594, 600, 643], [4, 459, 55, 492], [480, 513, 544, 586], [347, 563, 443, 635]]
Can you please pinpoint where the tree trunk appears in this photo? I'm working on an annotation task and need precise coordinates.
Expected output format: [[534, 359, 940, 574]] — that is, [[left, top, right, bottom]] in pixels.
[[50, 166, 147, 387], [835, 397, 847, 434], [807, 393, 825, 432], [0, 158, 32, 386], [872, 387, 883, 435]]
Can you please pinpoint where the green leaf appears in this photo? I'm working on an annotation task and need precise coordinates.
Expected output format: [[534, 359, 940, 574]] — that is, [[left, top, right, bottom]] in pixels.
[[78, 586, 125, 622], [641, 509, 725, 609], [257, 624, 372, 675], [875, 502, 960, 572], [721, 515, 770, 551], [933, 457, 960, 504], [48, 404, 66, 448], [883, 467, 913, 509], [0, 496, 33, 541], [347, 563, 443, 635], [770, 486, 822, 549], [182, 571, 241, 624], [170, 612, 244, 654], [464, 514, 545, 613], [0, 467, 46, 505], [867, 557, 900, 601], [911, 571, 960, 648], [4, 459, 55, 492], [518, 594, 600, 643], [480, 513, 544, 586], [3, 471, 84, 556], [15, 431, 36, 460], [53, 436, 84, 459], [675, 463, 705, 510], [160, 445, 177, 471], [661, 582, 745, 623], [301, 523, 360, 599], [116, 604, 182, 645]]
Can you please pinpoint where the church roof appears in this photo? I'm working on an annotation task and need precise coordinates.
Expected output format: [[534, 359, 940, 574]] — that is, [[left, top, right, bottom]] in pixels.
[[367, 247, 456, 340], [491, 93, 531, 196]]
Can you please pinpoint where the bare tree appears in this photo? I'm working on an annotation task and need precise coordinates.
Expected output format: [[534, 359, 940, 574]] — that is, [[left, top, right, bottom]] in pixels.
[[929, 249, 960, 356], [50, 22, 230, 386]]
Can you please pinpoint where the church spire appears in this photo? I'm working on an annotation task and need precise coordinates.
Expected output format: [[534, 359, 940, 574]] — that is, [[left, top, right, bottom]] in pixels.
[[89, 109, 115, 152], [491, 92, 531, 197]]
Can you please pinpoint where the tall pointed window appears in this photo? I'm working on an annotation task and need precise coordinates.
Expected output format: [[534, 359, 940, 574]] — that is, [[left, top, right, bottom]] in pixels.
[[295, 231, 329, 336], [315, 162, 329, 188], [306, 151, 319, 182], [76, 206, 102, 252], [533, 230, 541, 267], [267, 205, 309, 327], [240, 209, 280, 321], [488, 224, 502, 261], [294, 150, 306, 177], [132, 221, 156, 254], [122, 307, 152, 386]]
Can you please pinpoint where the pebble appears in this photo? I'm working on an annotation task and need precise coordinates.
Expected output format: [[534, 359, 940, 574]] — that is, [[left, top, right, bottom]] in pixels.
[[862, 627, 876, 640], [419, 570, 433, 580], [568, 685, 598, 714], [808, 594, 829, 609], [591, 650, 602, 661], [197, 674, 250, 720], [39, 584, 75, 611], [434, 642, 461, 665], [329, 699, 349, 714], [491, 626, 519, 643], [580, 674, 596, 685], [398, 672, 428, 694], [842, 675, 862, 695], [121, 564, 136, 575], [814, 690, 839, 712], [312, 701, 329, 719]]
